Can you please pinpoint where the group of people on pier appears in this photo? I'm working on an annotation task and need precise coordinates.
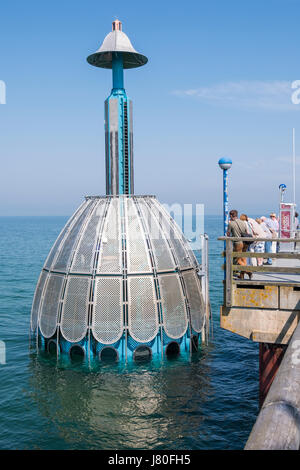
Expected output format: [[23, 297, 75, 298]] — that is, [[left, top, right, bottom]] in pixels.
[[227, 210, 285, 280]]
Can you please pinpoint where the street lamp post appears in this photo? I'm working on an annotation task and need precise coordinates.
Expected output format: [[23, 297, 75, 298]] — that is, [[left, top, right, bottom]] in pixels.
[[218, 157, 232, 237], [279, 183, 287, 239]]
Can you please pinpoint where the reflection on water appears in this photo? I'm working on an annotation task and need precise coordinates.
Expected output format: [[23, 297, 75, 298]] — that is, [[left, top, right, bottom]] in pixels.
[[27, 349, 213, 450]]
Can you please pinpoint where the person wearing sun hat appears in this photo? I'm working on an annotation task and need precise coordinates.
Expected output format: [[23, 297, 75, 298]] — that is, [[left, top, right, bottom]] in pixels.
[[269, 213, 279, 231]]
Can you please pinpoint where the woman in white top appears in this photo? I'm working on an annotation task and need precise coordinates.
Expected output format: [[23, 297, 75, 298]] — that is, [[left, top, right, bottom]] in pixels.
[[240, 214, 265, 266], [248, 217, 266, 266]]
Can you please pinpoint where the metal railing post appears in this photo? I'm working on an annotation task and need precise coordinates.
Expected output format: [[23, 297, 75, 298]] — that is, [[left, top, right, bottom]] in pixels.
[[225, 238, 233, 307]]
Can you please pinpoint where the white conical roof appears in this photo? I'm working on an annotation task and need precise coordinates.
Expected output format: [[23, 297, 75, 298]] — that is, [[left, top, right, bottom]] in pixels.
[[87, 21, 148, 69], [99, 30, 138, 54]]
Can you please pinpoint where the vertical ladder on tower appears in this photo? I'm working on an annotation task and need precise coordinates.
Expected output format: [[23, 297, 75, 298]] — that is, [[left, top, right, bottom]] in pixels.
[[123, 101, 129, 194]]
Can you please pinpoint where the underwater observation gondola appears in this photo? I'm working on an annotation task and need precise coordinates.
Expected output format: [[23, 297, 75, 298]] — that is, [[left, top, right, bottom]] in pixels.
[[30, 20, 208, 364]]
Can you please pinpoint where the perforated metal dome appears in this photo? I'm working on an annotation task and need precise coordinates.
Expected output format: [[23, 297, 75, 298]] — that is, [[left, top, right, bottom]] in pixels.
[[31, 195, 205, 361]]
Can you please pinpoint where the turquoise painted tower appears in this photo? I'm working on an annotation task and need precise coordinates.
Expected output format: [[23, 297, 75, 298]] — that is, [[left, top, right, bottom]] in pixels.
[[87, 20, 148, 195]]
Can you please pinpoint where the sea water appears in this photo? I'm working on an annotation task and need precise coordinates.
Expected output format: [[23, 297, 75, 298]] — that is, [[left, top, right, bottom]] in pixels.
[[0, 215, 258, 449]]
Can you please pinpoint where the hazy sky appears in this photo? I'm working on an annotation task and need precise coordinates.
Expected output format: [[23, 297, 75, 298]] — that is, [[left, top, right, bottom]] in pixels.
[[0, 0, 299, 216]]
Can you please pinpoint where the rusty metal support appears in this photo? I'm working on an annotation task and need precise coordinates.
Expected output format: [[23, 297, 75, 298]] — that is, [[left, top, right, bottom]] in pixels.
[[259, 343, 287, 408]]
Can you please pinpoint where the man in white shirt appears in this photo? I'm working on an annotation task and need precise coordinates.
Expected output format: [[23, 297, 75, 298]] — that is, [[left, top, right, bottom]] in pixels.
[[264, 213, 279, 254], [260, 217, 273, 265]]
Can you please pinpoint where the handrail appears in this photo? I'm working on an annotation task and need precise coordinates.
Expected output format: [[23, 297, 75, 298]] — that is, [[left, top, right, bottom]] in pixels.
[[218, 236, 298, 242], [220, 236, 300, 307]]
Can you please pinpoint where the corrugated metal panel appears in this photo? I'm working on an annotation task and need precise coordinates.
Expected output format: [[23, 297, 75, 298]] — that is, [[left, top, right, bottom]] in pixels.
[[97, 198, 122, 274], [92, 277, 123, 344], [60, 276, 91, 342], [30, 270, 48, 332], [70, 200, 106, 274], [129, 100, 134, 194], [109, 99, 119, 195], [126, 198, 152, 273], [128, 276, 158, 342], [159, 273, 188, 339], [182, 271, 205, 333], [39, 274, 64, 338]]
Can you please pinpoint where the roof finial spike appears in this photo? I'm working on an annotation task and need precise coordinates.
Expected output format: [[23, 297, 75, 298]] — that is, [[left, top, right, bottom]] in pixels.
[[112, 19, 122, 31]]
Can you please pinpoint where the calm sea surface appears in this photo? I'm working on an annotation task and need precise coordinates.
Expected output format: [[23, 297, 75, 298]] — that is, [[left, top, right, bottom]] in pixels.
[[0, 215, 258, 450]]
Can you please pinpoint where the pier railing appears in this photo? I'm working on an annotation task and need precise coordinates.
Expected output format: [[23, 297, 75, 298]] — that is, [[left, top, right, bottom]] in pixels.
[[217, 236, 300, 346], [197, 234, 211, 343], [218, 236, 300, 308]]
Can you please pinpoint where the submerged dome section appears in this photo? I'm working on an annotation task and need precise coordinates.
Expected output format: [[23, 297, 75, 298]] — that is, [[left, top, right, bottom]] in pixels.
[[31, 195, 205, 362]]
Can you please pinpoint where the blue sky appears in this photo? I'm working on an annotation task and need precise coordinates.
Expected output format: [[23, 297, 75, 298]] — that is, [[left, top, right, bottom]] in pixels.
[[0, 0, 299, 216]]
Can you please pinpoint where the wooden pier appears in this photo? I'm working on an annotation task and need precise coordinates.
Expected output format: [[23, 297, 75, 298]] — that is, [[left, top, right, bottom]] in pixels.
[[218, 236, 300, 449]]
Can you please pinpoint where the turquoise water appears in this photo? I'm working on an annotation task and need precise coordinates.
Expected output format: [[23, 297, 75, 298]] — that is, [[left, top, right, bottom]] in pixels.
[[0, 216, 258, 450]]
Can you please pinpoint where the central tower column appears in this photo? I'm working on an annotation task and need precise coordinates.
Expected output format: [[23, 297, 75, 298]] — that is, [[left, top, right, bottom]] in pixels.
[[87, 19, 147, 196], [105, 56, 133, 195]]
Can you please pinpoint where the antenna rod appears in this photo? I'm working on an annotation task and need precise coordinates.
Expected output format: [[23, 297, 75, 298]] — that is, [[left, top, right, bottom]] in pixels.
[[293, 128, 296, 206]]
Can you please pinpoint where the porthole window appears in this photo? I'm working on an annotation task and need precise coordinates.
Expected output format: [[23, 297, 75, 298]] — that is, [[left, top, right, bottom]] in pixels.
[[100, 347, 118, 363], [191, 335, 199, 352], [133, 345, 152, 362], [48, 340, 58, 356], [69, 345, 85, 363], [166, 341, 180, 357]]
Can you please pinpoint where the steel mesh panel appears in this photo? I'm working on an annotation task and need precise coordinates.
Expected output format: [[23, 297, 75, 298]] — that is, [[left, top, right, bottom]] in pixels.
[[150, 199, 192, 269], [53, 200, 94, 273], [70, 200, 106, 274], [97, 199, 122, 274], [128, 276, 159, 343], [138, 199, 175, 272], [92, 277, 123, 344], [39, 274, 64, 338], [159, 273, 188, 339], [126, 198, 151, 273], [182, 239, 199, 268], [60, 276, 91, 342], [30, 270, 48, 331], [44, 201, 86, 270], [182, 271, 205, 333]]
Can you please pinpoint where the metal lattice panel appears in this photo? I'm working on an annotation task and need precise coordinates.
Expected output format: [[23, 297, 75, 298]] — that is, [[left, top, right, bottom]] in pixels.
[[53, 200, 95, 273], [30, 270, 48, 332], [97, 199, 122, 274], [155, 197, 198, 268], [126, 198, 152, 273], [159, 273, 188, 339], [44, 201, 86, 270], [128, 276, 159, 343], [182, 271, 205, 333], [181, 237, 199, 268], [150, 199, 192, 270], [70, 200, 106, 274], [92, 277, 123, 344], [60, 276, 91, 343], [39, 274, 64, 338], [137, 198, 175, 272]]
